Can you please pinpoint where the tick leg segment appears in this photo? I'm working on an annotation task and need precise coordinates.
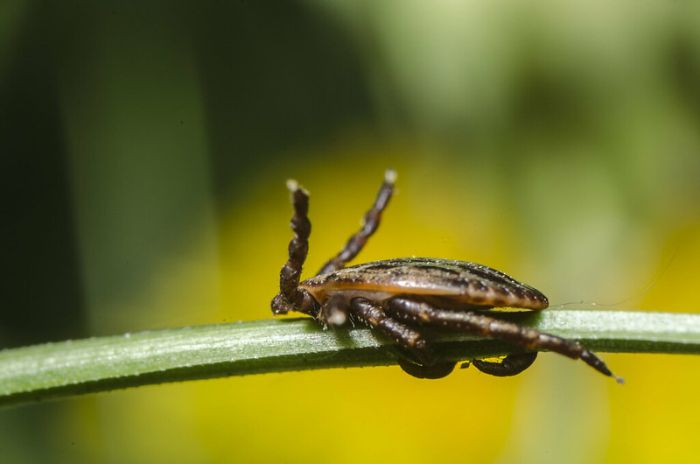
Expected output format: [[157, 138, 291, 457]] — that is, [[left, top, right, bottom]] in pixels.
[[386, 298, 622, 382], [349, 297, 455, 379], [397, 356, 456, 379], [350, 297, 428, 359], [470, 352, 538, 377], [271, 180, 316, 316], [316, 170, 396, 276]]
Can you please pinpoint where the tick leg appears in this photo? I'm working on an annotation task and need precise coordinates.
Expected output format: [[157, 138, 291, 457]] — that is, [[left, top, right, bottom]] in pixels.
[[349, 297, 455, 379], [470, 352, 538, 377], [397, 356, 456, 379], [316, 170, 396, 276], [386, 298, 622, 382], [271, 180, 317, 316]]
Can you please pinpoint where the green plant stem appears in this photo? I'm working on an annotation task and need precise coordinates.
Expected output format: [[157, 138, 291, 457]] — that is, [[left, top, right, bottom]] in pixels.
[[1, 309, 699, 407]]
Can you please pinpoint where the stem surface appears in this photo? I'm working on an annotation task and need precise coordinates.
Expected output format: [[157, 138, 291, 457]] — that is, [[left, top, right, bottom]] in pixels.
[[1, 309, 699, 407]]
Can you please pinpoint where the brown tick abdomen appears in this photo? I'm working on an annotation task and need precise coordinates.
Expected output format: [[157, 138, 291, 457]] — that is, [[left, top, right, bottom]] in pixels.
[[300, 257, 548, 310]]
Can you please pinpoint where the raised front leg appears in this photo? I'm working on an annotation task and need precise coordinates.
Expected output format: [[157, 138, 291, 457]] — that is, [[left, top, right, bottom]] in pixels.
[[386, 297, 622, 382], [271, 180, 317, 316], [316, 170, 396, 276]]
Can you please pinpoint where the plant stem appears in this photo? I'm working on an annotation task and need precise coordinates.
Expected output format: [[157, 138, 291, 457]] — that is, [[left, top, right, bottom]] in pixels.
[[1, 309, 699, 407]]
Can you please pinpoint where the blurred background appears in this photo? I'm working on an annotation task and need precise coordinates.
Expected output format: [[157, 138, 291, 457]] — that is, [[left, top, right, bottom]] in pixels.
[[1, 1, 700, 462]]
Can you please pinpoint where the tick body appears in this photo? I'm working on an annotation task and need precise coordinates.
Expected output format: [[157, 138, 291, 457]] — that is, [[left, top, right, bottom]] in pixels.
[[300, 258, 549, 312], [271, 171, 621, 382]]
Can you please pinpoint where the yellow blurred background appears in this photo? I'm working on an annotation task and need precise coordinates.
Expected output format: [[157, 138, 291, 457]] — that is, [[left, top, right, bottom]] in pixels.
[[1, 1, 700, 463]]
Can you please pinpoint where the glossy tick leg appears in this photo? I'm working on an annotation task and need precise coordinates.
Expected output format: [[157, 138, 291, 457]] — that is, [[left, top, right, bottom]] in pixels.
[[386, 298, 623, 382], [470, 352, 538, 377], [316, 170, 397, 276], [350, 297, 427, 358], [271, 181, 317, 316], [349, 297, 455, 379]]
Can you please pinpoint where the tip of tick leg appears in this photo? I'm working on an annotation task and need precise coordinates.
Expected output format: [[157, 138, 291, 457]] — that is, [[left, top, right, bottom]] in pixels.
[[287, 179, 309, 197], [384, 169, 397, 184], [614, 375, 625, 385], [286, 179, 299, 191]]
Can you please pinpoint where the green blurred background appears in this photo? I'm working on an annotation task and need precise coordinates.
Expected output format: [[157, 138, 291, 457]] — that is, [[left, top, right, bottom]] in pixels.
[[2, 1, 700, 462]]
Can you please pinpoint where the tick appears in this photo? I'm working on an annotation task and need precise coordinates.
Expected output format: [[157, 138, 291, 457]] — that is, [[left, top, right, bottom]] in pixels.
[[271, 170, 621, 382]]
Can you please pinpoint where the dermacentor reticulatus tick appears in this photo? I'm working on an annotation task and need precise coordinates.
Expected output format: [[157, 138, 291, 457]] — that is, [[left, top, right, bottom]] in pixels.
[[271, 170, 621, 382]]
